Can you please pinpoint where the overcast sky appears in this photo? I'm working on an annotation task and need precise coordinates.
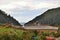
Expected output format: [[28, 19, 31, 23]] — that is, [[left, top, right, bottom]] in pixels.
[[0, 0, 60, 23]]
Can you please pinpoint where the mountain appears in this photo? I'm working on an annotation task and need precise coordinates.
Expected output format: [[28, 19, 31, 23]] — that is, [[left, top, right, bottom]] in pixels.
[[24, 7, 60, 26], [0, 10, 21, 26]]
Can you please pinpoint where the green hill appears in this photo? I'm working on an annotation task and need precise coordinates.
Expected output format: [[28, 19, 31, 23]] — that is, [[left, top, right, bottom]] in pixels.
[[25, 7, 60, 26], [0, 10, 21, 26]]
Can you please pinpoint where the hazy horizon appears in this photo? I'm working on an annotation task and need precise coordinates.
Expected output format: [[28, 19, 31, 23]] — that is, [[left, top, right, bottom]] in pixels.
[[0, 0, 60, 23]]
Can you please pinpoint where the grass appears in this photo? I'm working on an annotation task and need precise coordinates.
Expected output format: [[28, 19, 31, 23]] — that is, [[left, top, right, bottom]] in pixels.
[[0, 25, 37, 40], [0, 25, 25, 40], [0, 25, 60, 40]]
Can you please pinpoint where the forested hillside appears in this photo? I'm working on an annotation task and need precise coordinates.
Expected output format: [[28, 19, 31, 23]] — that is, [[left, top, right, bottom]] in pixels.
[[0, 10, 21, 26], [25, 7, 60, 26]]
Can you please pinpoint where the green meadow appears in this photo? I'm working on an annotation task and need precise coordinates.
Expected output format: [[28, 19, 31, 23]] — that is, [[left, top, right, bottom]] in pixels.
[[0, 25, 60, 40]]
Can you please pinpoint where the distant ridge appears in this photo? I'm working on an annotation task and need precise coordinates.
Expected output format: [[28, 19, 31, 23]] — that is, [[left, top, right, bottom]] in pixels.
[[24, 7, 60, 26], [0, 10, 21, 26]]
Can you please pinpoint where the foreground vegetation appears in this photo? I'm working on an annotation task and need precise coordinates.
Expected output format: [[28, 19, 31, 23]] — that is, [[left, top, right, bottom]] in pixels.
[[0, 25, 60, 40]]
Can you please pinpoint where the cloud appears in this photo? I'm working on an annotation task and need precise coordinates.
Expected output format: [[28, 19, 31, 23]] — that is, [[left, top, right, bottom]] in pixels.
[[0, 0, 60, 23], [7, 8, 48, 23], [0, 0, 60, 10]]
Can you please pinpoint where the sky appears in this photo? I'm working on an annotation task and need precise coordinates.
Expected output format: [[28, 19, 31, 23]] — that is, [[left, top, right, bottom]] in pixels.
[[0, 0, 60, 23]]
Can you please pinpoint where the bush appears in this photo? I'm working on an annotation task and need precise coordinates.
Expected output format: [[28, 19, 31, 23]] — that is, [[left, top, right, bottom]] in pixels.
[[0, 27, 24, 40]]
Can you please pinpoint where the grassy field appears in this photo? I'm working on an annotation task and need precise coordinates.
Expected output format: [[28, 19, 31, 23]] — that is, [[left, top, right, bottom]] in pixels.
[[0, 26, 24, 40], [0, 25, 60, 40], [0, 25, 36, 40]]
